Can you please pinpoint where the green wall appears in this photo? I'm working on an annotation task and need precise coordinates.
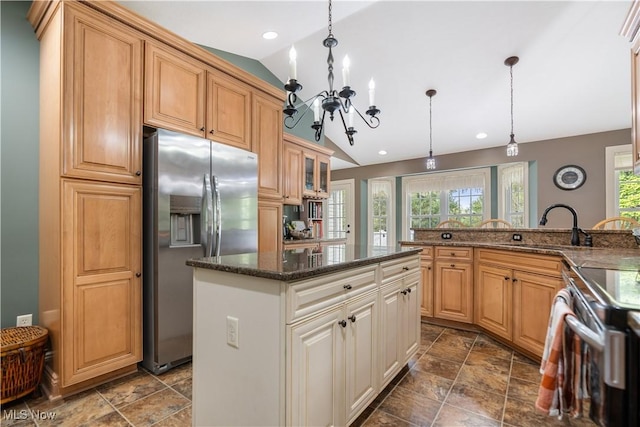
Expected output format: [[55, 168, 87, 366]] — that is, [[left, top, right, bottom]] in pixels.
[[1, 1, 41, 328]]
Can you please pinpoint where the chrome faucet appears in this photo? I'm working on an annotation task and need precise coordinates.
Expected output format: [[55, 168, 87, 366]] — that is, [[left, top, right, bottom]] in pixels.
[[539, 203, 592, 247]]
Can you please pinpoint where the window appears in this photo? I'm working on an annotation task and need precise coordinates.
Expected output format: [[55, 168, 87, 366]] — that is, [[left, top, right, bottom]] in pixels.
[[368, 178, 395, 247], [498, 162, 528, 227], [606, 145, 640, 221], [402, 168, 491, 239]]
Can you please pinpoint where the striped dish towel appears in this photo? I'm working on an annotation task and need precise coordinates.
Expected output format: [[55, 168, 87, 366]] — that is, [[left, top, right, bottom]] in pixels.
[[535, 288, 579, 417]]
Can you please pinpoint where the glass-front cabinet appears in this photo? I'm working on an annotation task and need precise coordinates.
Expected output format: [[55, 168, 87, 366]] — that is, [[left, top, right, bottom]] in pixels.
[[303, 153, 330, 198]]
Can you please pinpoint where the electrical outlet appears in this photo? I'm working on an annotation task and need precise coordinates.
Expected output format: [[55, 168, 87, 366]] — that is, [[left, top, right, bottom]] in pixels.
[[441, 232, 452, 240], [17, 314, 32, 327], [512, 233, 523, 242], [226, 316, 239, 348]]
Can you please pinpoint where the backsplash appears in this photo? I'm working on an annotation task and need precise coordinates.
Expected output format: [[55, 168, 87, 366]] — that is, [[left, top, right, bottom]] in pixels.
[[411, 228, 638, 249]]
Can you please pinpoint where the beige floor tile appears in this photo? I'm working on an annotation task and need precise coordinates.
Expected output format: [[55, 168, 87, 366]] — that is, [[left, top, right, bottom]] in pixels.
[[445, 383, 505, 421], [170, 378, 192, 400], [503, 397, 568, 427], [362, 409, 414, 427], [84, 411, 131, 427], [377, 383, 442, 426], [433, 403, 501, 426], [471, 335, 514, 360], [0, 400, 38, 427], [464, 350, 511, 375], [118, 388, 190, 427], [441, 328, 479, 341], [412, 353, 462, 380], [427, 341, 472, 363], [153, 363, 192, 386], [397, 368, 453, 402], [96, 370, 166, 408]]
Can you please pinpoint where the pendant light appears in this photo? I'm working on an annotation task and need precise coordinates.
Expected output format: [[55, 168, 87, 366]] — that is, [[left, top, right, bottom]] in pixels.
[[505, 56, 519, 157], [425, 89, 437, 170]]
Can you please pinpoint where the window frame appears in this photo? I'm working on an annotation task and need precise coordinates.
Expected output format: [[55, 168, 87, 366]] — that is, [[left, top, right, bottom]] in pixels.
[[367, 177, 395, 247], [497, 162, 529, 228], [605, 144, 637, 218]]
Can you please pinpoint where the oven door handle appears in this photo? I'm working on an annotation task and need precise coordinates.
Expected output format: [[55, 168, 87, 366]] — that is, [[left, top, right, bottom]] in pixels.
[[565, 315, 604, 351]]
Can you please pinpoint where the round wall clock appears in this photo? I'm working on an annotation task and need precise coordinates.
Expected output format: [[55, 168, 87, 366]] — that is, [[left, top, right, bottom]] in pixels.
[[553, 164, 586, 190]]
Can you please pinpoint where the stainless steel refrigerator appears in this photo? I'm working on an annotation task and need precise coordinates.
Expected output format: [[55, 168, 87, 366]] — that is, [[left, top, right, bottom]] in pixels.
[[142, 128, 258, 374]]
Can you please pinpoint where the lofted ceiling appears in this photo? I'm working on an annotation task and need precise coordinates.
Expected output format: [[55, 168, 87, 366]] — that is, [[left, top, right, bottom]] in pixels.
[[121, 1, 633, 169]]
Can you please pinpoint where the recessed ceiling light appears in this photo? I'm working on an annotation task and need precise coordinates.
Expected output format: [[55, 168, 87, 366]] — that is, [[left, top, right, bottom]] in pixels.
[[262, 31, 278, 40], [476, 132, 488, 139], [378, 150, 387, 155]]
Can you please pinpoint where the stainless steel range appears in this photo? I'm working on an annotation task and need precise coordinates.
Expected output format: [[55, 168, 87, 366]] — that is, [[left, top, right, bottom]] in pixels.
[[564, 263, 640, 427]]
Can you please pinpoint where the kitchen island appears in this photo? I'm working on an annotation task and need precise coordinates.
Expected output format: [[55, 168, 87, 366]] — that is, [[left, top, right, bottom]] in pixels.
[[186, 245, 422, 427]]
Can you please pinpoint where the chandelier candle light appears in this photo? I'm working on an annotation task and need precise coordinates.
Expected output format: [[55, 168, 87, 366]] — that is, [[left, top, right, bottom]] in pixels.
[[283, 0, 381, 146], [505, 56, 519, 157], [425, 89, 437, 170]]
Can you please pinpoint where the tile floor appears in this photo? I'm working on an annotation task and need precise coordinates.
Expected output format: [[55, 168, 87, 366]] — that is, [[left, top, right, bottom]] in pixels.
[[1, 323, 597, 427]]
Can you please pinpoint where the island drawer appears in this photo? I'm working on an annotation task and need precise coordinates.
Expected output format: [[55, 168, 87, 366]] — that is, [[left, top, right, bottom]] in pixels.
[[434, 246, 473, 260], [380, 255, 420, 284], [476, 248, 562, 276], [286, 265, 377, 323]]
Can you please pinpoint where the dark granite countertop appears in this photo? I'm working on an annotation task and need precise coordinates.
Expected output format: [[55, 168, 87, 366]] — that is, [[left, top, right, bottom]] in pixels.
[[186, 245, 422, 281], [282, 237, 347, 246], [398, 240, 640, 271]]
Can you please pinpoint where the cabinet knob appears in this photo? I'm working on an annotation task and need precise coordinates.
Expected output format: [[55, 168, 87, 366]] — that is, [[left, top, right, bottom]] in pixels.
[[135, 171, 141, 176], [200, 127, 205, 132], [450, 252, 456, 256], [343, 284, 352, 290], [136, 272, 141, 278], [406, 287, 412, 293], [512, 278, 518, 282], [401, 289, 408, 295], [209, 129, 215, 134], [504, 276, 510, 280], [338, 320, 347, 328], [427, 267, 431, 270], [402, 266, 409, 271], [348, 315, 356, 323], [450, 264, 455, 268]]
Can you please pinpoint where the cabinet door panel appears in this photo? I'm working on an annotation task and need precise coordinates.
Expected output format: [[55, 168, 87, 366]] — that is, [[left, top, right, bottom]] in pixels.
[[144, 42, 206, 137], [287, 308, 345, 427], [434, 261, 473, 323], [258, 200, 282, 255], [62, 180, 141, 386], [253, 93, 283, 200], [380, 281, 402, 387], [475, 263, 512, 340], [64, 5, 142, 184], [420, 261, 433, 317], [513, 271, 562, 357], [283, 142, 303, 205], [345, 292, 378, 423], [207, 71, 252, 151]]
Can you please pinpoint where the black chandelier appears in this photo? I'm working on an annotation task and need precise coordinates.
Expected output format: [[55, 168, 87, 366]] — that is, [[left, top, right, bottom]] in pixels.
[[283, 0, 381, 146]]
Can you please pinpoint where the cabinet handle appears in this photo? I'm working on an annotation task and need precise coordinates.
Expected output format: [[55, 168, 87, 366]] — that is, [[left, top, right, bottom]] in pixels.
[[512, 278, 518, 282], [348, 315, 356, 323], [135, 272, 141, 278], [504, 276, 510, 280], [343, 284, 352, 290], [209, 129, 215, 134], [135, 171, 141, 176], [402, 266, 409, 271], [450, 264, 455, 268], [338, 320, 347, 328]]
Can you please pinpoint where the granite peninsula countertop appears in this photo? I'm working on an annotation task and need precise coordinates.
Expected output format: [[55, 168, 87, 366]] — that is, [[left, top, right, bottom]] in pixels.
[[186, 245, 422, 281], [399, 240, 640, 271]]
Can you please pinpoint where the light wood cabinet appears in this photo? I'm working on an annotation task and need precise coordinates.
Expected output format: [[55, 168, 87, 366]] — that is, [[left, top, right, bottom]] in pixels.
[[253, 92, 283, 200], [62, 180, 142, 385], [283, 140, 303, 205], [622, 1, 640, 174], [258, 200, 282, 254], [144, 42, 252, 151], [475, 248, 563, 358], [30, 1, 143, 397], [63, 2, 143, 185], [419, 246, 434, 317], [303, 152, 331, 199], [512, 270, 563, 356], [475, 263, 512, 340], [433, 246, 473, 323]]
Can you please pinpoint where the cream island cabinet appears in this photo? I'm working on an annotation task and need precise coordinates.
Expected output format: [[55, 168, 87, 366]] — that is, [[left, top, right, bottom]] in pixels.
[[187, 246, 421, 427]]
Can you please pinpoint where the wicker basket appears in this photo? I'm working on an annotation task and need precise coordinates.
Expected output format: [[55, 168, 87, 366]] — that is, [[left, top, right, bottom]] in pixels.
[[1, 326, 48, 404]]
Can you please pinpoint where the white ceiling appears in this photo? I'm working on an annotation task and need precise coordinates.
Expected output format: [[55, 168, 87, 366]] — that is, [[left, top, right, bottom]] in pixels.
[[121, 0, 633, 169]]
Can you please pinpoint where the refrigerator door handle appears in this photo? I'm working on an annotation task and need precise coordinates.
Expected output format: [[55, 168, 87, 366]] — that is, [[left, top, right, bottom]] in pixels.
[[201, 174, 214, 257], [212, 175, 222, 257]]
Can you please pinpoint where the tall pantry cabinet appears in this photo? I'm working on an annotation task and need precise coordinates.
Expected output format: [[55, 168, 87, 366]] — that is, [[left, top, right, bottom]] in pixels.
[[29, 1, 143, 397]]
